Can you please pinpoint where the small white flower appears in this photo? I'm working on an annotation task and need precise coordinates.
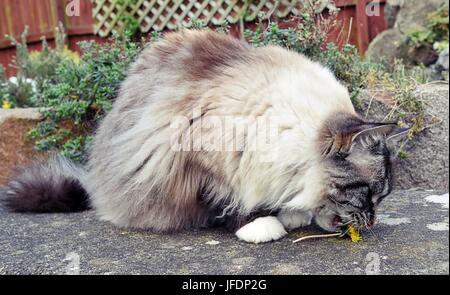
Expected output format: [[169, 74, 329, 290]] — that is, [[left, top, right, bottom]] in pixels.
[[9, 76, 18, 85], [26, 78, 37, 92]]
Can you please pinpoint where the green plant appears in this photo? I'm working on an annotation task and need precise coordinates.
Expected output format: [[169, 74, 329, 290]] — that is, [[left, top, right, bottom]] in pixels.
[[1, 24, 80, 108], [61, 135, 93, 163], [0, 63, 5, 80], [318, 43, 379, 102], [381, 61, 428, 113], [188, 18, 208, 29], [407, 4, 449, 53], [112, 0, 140, 37], [363, 59, 434, 156], [1, 27, 36, 107], [28, 32, 141, 163], [0, 77, 35, 108], [0, 65, 11, 109], [216, 20, 231, 34], [245, 5, 338, 56]]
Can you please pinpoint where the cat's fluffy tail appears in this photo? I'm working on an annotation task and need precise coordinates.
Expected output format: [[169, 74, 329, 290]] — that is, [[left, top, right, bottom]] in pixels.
[[0, 154, 90, 212]]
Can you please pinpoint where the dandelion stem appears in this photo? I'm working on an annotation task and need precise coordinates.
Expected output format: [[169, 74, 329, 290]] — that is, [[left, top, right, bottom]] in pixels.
[[292, 233, 342, 243]]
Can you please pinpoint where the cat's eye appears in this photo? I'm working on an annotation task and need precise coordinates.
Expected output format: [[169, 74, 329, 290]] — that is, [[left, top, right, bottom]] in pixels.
[[372, 140, 382, 147]]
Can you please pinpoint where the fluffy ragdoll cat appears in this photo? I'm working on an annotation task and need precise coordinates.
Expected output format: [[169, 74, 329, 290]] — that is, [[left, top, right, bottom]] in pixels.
[[1, 30, 406, 243]]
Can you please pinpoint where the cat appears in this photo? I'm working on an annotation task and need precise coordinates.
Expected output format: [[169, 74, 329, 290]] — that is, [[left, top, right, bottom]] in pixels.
[[1, 30, 406, 243]]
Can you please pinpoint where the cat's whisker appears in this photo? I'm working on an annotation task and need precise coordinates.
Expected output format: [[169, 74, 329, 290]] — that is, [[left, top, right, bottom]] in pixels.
[[340, 220, 353, 226], [366, 226, 379, 241], [360, 212, 379, 241], [328, 196, 352, 211]]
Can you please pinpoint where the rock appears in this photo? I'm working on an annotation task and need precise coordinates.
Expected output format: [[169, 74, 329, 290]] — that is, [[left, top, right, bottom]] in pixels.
[[365, 28, 407, 65], [357, 84, 449, 190], [366, 0, 448, 69], [356, 90, 392, 122], [407, 44, 439, 66], [0, 188, 447, 274], [400, 84, 450, 190], [0, 108, 43, 125], [426, 48, 449, 80], [395, 0, 449, 35], [436, 47, 450, 71]]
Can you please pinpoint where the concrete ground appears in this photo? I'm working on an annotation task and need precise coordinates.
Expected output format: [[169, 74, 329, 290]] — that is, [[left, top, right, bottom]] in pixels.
[[0, 189, 448, 275]]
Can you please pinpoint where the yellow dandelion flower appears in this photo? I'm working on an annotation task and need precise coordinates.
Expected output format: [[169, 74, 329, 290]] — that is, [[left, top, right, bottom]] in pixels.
[[2, 100, 11, 109], [348, 224, 362, 243]]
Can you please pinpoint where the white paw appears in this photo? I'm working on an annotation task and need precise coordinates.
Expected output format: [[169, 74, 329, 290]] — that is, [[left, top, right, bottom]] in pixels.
[[278, 210, 313, 230], [235, 216, 287, 244]]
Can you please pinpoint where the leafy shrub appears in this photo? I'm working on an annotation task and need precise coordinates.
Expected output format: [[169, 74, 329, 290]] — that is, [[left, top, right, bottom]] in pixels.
[[362, 60, 433, 158], [28, 32, 141, 162], [0, 24, 80, 108], [0, 66, 12, 109], [406, 4, 449, 53], [0, 27, 36, 108], [0, 76, 35, 108], [246, 9, 338, 57], [318, 43, 379, 102]]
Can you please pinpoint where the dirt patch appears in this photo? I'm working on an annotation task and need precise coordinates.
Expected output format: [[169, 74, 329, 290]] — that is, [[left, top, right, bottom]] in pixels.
[[0, 118, 46, 186]]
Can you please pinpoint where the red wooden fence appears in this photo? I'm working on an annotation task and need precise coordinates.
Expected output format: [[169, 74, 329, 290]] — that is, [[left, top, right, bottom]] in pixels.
[[0, 0, 387, 77], [0, 0, 102, 77]]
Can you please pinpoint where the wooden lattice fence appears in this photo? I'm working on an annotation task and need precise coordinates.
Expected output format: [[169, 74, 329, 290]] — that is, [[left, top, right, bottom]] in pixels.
[[93, 0, 302, 37]]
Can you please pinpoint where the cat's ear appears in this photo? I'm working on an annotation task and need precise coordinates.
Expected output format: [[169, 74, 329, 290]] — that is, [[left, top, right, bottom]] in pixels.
[[351, 123, 397, 145], [319, 114, 406, 157], [351, 123, 410, 147]]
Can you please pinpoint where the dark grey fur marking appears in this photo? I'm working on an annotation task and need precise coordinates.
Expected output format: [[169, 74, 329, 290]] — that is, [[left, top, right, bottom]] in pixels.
[[0, 155, 89, 213]]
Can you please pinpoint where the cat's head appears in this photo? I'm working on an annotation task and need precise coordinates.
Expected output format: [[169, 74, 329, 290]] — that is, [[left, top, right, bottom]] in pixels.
[[315, 112, 407, 232]]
